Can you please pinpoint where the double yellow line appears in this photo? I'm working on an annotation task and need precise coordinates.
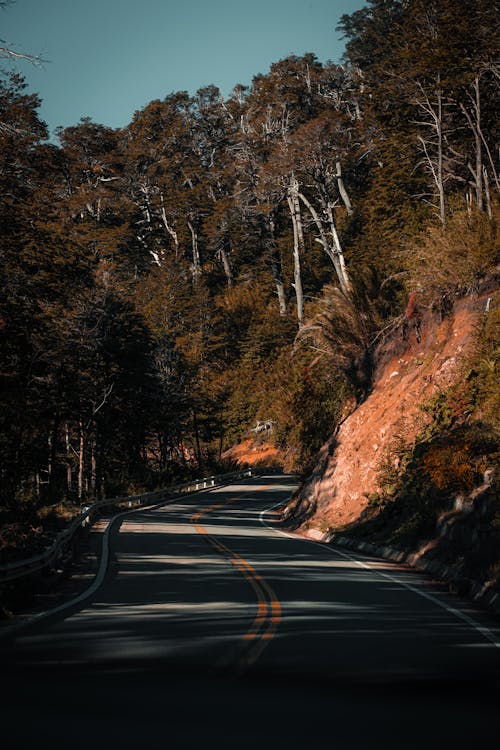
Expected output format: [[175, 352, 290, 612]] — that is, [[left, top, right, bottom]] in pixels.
[[190, 488, 281, 665]]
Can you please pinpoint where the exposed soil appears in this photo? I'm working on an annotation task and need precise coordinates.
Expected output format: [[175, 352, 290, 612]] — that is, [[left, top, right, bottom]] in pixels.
[[222, 437, 284, 468], [290, 293, 492, 532]]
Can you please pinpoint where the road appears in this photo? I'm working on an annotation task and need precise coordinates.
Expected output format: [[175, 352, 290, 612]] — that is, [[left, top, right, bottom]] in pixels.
[[2, 473, 499, 748]]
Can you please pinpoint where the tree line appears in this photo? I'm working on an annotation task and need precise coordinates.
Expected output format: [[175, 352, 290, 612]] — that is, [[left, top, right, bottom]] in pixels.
[[0, 0, 498, 513]]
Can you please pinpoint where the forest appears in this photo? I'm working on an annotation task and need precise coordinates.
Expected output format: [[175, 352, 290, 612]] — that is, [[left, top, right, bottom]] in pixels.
[[0, 0, 498, 537]]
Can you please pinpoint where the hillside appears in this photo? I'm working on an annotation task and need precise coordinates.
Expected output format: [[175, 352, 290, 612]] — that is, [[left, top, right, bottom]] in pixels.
[[1, 0, 498, 572], [222, 436, 284, 469], [285, 285, 499, 591]]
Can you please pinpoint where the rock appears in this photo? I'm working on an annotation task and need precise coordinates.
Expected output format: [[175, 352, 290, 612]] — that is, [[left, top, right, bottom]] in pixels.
[[293, 297, 485, 531]]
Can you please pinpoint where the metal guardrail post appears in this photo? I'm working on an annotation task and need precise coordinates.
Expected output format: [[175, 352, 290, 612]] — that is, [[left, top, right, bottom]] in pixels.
[[0, 465, 270, 584]]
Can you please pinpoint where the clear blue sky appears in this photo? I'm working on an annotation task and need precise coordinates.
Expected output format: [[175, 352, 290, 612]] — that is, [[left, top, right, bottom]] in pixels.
[[2, 0, 366, 137]]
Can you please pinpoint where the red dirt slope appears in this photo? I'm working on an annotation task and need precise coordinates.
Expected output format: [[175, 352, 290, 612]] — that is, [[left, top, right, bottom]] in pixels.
[[291, 294, 491, 531], [222, 438, 283, 468]]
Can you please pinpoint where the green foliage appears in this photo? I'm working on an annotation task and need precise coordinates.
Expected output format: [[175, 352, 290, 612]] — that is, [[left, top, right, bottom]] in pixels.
[[1, 0, 498, 555], [465, 295, 500, 424], [401, 205, 499, 311], [355, 423, 497, 548], [420, 392, 455, 438], [295, 267, 394, 400], [266, 347, 349, 472], [351, 300, 500, 554]]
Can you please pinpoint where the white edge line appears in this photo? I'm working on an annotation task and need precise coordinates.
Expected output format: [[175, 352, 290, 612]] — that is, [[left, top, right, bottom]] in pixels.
[[1, 495, 186, 639], [1, 477, 255, 640], [260, 501, 500, 649]]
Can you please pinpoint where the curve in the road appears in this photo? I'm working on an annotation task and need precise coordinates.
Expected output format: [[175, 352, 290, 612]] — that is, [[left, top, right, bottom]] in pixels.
[[190, 484, 281, 667], [3, 474, 498, 685], [0, 494, 187, 640], [260, 499, 500, 649]]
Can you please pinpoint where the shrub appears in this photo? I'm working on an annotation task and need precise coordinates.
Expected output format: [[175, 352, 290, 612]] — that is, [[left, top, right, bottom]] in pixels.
[[423, 444, 481, 493], [402, 204, 498, 312]]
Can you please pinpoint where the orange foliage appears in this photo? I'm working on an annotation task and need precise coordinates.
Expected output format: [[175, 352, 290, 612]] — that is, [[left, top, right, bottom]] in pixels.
[[423, 444, 478, 492], [222, 438, 283, 468]]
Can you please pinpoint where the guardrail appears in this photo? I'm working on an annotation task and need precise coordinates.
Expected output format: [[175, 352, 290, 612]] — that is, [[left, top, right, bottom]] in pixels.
[[0, 467, 257, 585]]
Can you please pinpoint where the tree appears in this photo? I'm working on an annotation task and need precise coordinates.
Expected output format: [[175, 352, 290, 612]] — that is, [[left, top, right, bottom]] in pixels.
[[0, 1, 46, 67], [338, 0, 500, 220]]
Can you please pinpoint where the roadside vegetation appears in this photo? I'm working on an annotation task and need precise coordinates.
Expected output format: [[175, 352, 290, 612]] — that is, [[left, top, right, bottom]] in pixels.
[[0, 0, 498, 564], [338, 291, 500, 584]]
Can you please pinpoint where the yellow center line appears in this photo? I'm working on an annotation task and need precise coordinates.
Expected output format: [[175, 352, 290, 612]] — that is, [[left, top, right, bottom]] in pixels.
[[189, 485, 281, 658], [190, 513, 268, 641]]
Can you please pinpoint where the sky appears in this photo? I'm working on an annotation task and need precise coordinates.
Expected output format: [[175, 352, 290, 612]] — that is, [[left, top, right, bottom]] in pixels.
[[1, 0, 366, 137]]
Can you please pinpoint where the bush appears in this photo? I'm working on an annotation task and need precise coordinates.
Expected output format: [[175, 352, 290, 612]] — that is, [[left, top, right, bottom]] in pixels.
[[402, 204, 498, 312]]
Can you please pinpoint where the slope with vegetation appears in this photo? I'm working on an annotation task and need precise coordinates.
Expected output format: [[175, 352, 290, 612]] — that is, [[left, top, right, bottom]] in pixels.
[[0, 0, 498, 572], [288, 283, 499, 584]]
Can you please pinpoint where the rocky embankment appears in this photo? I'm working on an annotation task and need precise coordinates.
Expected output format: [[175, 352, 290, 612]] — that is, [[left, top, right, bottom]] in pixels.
[[289, 293, 492, 528], [285, 291, 499, 612]]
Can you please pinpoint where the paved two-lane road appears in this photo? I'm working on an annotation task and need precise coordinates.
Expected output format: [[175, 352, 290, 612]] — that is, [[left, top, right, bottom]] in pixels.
[[2, 474, 499, 748]]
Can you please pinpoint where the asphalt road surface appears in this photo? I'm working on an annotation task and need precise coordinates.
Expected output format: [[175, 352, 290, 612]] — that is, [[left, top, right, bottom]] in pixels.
[[2, 474, 499, 749]]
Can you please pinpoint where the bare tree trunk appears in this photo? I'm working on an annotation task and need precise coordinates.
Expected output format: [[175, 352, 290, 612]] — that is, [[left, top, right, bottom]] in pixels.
[[65, 422, 72, 498], [48, 414, 60, 500], [436, 86, 446, 223], [483, 166, 492, 219], [468, 73, 500, 201], [335, 160, 353, 215], [218, 235, 234, 287], [271, 257, 287, 317], [220, 247, 233, 286], [416, 78, 446, 224], [268, 215, 287, 317], [47, 433, 52, 484], [291, 187, 306, 260], [178, 431, 189, 471], [466, 189, 472, 215], [192, 411, 202, 467], [160, 195, 180, 258], [96, 440, 104, 501], [287, 181, 305, 324], [473, 76, 483, 212], [459, 75, 499, 211], [78, 420, 84, 502], [90, 438, 96, 497], [297, 191, 343, 283], [326, 202, 351, 294], [187, 220, 202, 280]]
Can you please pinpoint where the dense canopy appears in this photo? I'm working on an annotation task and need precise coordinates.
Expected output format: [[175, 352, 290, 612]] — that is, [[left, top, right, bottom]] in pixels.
[[0, 0, 498, 516]]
